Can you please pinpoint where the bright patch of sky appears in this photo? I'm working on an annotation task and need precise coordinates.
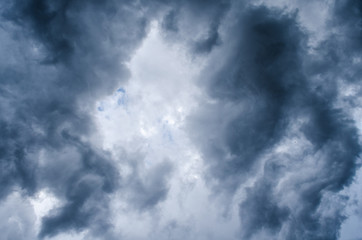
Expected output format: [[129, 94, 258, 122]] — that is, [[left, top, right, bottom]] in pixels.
[[91, 19, 362, 240], [93, 22, 240, 240]]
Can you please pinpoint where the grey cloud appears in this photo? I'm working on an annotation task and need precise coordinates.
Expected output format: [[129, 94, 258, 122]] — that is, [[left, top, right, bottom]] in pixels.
[[121, 153, 174, 211], [148, 220, 193, 240], [192, 20, 222, 54], [334, 0, 362, 52], [1, 0, 362, 239], [191, 5, 306, 195], [0, 0, 161, 238], [189, 3, 361, 239], [162, 10, 179, 33], [239, 180, 290, 239], [0, 120, 38, 198], [0, 193, 37, 240], [0, 0, 213, 238], [39, 136, 119, 238], [159, 0, 231, 54]]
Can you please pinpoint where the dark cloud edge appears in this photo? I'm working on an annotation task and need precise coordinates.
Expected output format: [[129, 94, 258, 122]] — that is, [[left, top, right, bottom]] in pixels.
[[0, 0, 361, 239], [187, 1, 362, 239]]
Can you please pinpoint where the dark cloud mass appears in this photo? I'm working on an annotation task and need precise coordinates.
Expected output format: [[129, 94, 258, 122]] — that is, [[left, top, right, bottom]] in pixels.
[[0, 0, 361, 239], [0, 0, 163, 238], [189, 3, 361, 240]]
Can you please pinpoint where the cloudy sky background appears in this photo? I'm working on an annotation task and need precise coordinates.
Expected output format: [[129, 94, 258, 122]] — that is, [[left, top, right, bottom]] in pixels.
[[0, 0, 362, 239]]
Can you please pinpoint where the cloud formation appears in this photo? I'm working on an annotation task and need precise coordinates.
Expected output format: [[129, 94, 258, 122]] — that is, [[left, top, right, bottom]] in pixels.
[[0, 0, 361, 240], [0, 0, 162, 238], [189, 2, 361, 240]]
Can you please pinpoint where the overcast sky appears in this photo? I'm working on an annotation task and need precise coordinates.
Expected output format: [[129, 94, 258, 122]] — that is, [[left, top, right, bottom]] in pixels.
[[0, 0, 362, 240]]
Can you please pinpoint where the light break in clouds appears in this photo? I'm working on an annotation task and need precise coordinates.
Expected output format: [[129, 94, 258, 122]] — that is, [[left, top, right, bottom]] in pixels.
[[0, 0, 362, 240]]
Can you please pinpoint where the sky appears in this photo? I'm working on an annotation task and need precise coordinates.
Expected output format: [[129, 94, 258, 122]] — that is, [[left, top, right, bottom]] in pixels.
[[0, 0, 361, 240]]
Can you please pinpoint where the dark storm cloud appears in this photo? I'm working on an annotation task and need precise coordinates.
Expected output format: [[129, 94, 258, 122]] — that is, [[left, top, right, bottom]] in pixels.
[[38, 135, 119, 238], [334, 0, 362, 52], [159, 0, 231, 54], [239, 180, 289, 239], [186, 0, 229, 54], [0, 0, 167, 238], [192, 20, 222, 54], [1, 0, 361, 239], [0, 119, 37, 198], [162, 10, 179, 33], [189, 3, 361, 240], [0, 0, 229, 238], [191, 6, 306, 195]]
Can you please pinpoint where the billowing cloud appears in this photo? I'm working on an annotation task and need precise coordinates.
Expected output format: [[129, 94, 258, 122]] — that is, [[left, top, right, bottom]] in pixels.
[[188, 2, 361, 240], [0, 0, 159, 238], [0, 0, 361, 240]]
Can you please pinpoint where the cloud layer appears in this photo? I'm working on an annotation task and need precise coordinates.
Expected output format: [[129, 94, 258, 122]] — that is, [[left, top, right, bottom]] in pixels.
[[0, 0, 361, 240]]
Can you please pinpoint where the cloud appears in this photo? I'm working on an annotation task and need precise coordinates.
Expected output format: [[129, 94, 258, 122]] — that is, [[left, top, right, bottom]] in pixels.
[[0, 192, 37, 240], [334, 0, 362, 52], [0, 0, 361, 239], [0, 0, 160, 238], [125, 159, 173, 210], [159, 0, 231, 54], [188, 3, 361, 239]]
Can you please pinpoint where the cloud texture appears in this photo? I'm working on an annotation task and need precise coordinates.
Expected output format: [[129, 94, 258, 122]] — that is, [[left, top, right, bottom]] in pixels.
[[0, 0, 361, 240]]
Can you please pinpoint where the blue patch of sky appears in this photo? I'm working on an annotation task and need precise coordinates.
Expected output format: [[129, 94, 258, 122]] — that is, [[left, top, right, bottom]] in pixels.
[[117, 87, 125, 93], [116, 87, 127, 106], [97, 102, 105, 111]]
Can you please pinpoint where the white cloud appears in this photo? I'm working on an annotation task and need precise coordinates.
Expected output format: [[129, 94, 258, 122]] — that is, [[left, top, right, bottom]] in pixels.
[[93, 21, 241, 240]]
